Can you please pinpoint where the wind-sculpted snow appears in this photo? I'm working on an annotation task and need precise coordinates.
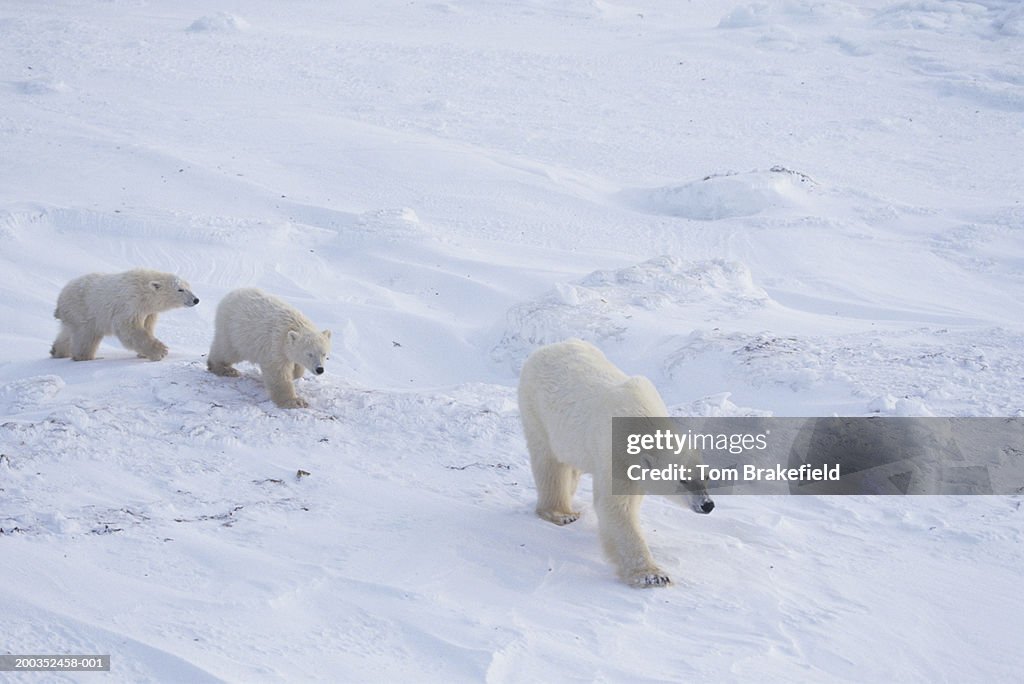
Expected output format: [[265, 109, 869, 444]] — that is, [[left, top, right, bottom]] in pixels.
[[1, 0, 1022, 680], [664, 327, 1024, 417], [0, 361, 524, 540], [620, 168, 817, 221], [494, 257, 770, 371], [3, 356, 1023, 680]]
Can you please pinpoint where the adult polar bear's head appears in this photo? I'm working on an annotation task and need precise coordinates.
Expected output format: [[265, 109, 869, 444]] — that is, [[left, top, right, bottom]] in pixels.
[[635, 429, 716, 515], [617, 381, 715, 516], [286, 328, 332, 376]]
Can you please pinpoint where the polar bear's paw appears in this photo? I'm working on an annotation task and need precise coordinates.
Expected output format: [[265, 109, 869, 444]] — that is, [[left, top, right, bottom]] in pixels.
[[538, 509, 581, 526], [276, 396, 309, 409], [629, 570, 672, 588], [143, 341, 169, 361]]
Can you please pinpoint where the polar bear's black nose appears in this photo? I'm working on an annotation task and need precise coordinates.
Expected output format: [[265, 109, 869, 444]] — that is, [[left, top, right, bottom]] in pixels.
[[192, 297, 200, 305], [701, 500, 715, 514], [315, 366, 324, 375]]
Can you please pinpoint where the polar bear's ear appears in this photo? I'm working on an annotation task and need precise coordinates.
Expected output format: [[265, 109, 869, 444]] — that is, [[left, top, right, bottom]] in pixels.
[[149, 280, 162, 291], [287, 330, 300, 343], [321, 329, 332, 340]]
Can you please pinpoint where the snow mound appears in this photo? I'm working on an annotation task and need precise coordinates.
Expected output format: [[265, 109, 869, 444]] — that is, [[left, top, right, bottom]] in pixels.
[[664, 329, 827, 394], [718, 1, 862, 29], [493, 257, 769, 370], [186, 13, 251, 33], [682, 391, 775, 418], [663, 326, 1024, 415], [873, 1, 1021, 37], [0, 375, 65, 412], [620, 167, 817, 221], [353, 207, 430, 241]]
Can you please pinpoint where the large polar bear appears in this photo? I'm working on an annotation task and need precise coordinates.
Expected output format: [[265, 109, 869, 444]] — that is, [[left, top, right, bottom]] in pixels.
[[50, 269, 199, 362], [207, 288, 332, 409], [518, 339, 714, 588]]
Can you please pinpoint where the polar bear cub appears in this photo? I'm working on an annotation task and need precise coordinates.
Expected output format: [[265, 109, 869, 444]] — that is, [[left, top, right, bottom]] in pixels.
[[207, 288, 332, 409], [50, 268, 200, 361], [518, 339, 714, 588]]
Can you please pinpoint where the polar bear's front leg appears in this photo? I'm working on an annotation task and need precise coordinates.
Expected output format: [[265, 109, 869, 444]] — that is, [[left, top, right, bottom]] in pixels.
[[291, 363, 305, 380], [532, 455, 582, 525], [522, 408, 581, 525], [263, 364, 308, 409], [595, 493, 671, 588], [136, 314, 162, 358], [115, 320, 167, 361]]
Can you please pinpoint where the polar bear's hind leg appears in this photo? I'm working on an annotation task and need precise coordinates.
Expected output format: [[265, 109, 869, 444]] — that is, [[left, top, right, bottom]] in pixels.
[[70, 326, 103, 361], [51, 324, 72, 358]]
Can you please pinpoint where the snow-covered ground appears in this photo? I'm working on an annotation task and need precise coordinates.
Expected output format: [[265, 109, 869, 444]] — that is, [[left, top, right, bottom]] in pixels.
[[1, 1, 1022, 680]]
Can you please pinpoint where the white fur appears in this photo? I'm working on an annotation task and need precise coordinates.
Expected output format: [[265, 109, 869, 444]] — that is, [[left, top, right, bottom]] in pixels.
[[518, 339, 713, 588], [50, 268, 199, 362], [207, 288, 332, 409]]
